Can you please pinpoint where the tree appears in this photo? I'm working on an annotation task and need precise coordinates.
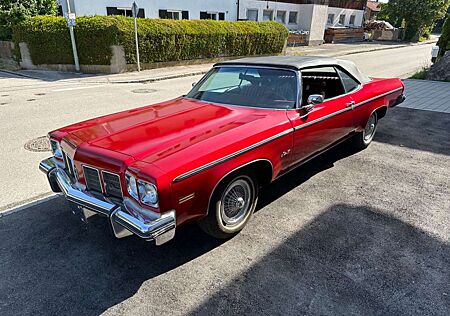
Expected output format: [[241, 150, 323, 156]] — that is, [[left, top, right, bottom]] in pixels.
[[379, 0, 450, 41], [0, 0, 57, 40]]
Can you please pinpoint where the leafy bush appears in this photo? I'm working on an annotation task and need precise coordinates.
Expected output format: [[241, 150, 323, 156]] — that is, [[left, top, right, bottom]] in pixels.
[[437, 14, 450, 56], [13, 16, 288, 65]]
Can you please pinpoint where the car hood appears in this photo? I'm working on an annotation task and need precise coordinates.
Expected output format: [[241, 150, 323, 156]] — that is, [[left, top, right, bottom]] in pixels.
[[65, 97, 280, 169]]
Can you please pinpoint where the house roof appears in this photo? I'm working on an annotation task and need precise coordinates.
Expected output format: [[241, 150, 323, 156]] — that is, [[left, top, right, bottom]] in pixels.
[[366, 1, 381, 12], [215, 56, 371, 83]]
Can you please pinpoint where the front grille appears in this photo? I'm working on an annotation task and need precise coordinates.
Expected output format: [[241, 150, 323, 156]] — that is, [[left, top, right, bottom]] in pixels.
[[102, 171, 123, 199], [83, 166, 102, 193], [63, 152, 75, 179]]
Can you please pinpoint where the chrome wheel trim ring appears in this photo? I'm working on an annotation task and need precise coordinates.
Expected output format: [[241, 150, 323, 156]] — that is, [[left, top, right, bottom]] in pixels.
[[363, 112, 377, 143], [219, 178, 253, 228]]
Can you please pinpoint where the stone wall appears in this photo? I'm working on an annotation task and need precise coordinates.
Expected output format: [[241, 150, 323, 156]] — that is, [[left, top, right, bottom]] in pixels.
[[17, 43, 127, 74], [0, 41, 18, 67]]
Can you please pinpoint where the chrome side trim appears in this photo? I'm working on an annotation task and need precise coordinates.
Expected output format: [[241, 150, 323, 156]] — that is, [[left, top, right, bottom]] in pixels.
[[353, 87, 403, 109], [294, 107, 351, 131], [179, 193, 195, 204], [173, 129, 291, 183]]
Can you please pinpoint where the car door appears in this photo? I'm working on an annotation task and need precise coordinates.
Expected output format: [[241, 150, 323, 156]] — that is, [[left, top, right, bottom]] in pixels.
[[285, 66, 356, 165]]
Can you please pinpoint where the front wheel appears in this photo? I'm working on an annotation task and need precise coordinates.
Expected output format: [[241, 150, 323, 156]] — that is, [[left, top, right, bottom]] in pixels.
[[198, 174, 258, 239], [351, 111, 378, 149]]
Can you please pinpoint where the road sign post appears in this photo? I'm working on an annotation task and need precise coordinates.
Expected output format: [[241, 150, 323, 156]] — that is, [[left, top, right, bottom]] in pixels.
[[65, 0, 80, 72], [132, 2, 141, 72]]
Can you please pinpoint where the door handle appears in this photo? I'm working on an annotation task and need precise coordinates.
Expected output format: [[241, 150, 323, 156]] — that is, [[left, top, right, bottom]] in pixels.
[[346, 101, 355, 109]]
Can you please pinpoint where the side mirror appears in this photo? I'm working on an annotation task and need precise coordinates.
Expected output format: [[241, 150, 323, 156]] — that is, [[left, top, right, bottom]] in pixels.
[[192, 82, 197, 87], [300, 94, 324, 114], [307, 94, 324, 105]]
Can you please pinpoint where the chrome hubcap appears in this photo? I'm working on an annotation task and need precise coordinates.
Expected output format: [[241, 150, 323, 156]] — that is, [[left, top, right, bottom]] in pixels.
[[220, 179, 252, 226], [364, 114, 377, 141]]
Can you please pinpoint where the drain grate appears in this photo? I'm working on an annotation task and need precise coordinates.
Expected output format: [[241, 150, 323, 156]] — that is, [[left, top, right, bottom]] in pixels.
[[24, 136, 51, 152], [132, 88, 157, 94]]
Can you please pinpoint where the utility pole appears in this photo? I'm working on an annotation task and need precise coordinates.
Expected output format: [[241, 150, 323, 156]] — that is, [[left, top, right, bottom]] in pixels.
[[65, 0, 80, 72], [132, 2, 141, 72]]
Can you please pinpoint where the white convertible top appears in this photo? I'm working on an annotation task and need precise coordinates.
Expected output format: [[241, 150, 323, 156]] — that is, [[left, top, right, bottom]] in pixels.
[[215, 56, 371, 84]]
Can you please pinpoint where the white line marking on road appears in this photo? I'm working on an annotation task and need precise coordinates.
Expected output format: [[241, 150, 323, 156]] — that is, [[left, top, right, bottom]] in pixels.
[[52, 85, 104, 92]]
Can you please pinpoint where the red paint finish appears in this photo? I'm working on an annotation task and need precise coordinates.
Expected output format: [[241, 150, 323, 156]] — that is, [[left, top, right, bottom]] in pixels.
[[48, 75, 404, 227]]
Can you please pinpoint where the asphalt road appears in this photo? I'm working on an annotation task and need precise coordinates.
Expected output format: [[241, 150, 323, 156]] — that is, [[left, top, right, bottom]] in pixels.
[[1, 107, 449, 315], [1, 43, 449, 315], [0, 43, 434, 211]]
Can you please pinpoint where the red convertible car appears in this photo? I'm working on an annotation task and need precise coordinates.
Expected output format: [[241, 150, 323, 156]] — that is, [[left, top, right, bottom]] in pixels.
[[40, 56, 405, 245]]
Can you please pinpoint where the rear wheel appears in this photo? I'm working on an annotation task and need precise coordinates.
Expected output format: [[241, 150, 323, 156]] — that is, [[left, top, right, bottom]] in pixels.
[[198, 174, 258, 239], [351, 111, 378, 149]]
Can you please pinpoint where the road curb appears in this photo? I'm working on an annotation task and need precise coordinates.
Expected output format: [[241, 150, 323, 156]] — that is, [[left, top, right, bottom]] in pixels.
[[0, 194, 58, 218]]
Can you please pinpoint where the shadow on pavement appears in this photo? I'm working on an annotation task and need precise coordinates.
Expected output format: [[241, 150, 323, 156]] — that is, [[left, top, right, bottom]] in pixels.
[[375, 107, 450, 156], [0, 69, 101, 82], [0, 139, 360, 316], [190, 204, 450, 315]]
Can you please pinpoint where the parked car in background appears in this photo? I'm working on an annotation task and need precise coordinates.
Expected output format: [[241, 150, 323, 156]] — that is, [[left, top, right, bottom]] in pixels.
[[40, 56, 405, 245]]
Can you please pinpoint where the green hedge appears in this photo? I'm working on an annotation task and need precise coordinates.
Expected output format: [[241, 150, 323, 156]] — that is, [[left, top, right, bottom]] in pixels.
[[437, 14, 450, 57], [13, 16, 288, 65]]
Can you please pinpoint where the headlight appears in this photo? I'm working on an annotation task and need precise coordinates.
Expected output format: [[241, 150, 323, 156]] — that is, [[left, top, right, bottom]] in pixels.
[[137, 180, 158, 207], [50, 139, 63, 160], [125, 173, 139, 200]]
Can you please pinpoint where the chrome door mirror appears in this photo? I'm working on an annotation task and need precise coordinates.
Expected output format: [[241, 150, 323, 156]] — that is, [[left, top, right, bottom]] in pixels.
[[300, 94, 324, 114], [307, 94, 324, 105]]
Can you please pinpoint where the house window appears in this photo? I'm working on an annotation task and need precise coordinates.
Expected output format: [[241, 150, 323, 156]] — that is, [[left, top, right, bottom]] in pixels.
[[263, 10, 273, 21], [247, 9, 258, 21], [276, 11, 286, 24], [159, 10, 189, 20], [107, 7, 145, 18], [349, 15, 356, 26], [200, 11, 225, 20], [288, 11, 298, 24], [339, 14, 346, 25], [327, 14, 334, 25]]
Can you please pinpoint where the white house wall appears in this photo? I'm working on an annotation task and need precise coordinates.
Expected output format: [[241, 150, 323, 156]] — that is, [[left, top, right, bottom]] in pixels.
[[71, 0, 237, 20], [238, 0, 302, 31], [326, 7, 364, 28]]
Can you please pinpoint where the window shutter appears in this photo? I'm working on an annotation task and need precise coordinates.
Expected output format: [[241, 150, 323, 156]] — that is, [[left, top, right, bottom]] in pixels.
[[159, 10, 168, 19], [182, 11, 189, 20], [219, 12, 225, 20], [200, 11, 208, 19]]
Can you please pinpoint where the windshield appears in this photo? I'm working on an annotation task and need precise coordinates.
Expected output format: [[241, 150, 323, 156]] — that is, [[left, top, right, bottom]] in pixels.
[[186, 66, 298, 109]]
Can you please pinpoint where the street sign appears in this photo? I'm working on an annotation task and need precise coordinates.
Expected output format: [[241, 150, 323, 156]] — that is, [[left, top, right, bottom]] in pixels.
[[132, 2, 141, 72], [65, 12, 76, 27], [132, 2, 139, 18]]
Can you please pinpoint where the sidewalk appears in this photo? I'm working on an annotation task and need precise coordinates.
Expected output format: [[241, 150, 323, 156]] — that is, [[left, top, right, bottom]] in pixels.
[[1, 39, 437, 84]]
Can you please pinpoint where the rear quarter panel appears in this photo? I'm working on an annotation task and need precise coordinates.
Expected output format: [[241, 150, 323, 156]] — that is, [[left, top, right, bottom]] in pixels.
[[351, 78, 404, 130]]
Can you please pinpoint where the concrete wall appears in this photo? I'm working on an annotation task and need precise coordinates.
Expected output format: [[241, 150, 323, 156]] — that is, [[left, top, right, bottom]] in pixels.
[[309, 5, 328, 45], [326, 7, 364, 28], [70, 0, 237, 20]]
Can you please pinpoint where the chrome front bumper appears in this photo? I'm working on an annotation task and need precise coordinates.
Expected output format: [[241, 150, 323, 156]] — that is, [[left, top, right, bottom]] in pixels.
[[39, 157, 176, 245]]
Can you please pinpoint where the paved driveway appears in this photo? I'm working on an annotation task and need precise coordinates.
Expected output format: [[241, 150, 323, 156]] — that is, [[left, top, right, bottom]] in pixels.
[[1, 86, 449, 315]]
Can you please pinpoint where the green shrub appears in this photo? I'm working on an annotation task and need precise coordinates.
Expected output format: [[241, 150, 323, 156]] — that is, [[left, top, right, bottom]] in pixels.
[[13, 16, 288, 65], [437, 14, 450, 56]]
